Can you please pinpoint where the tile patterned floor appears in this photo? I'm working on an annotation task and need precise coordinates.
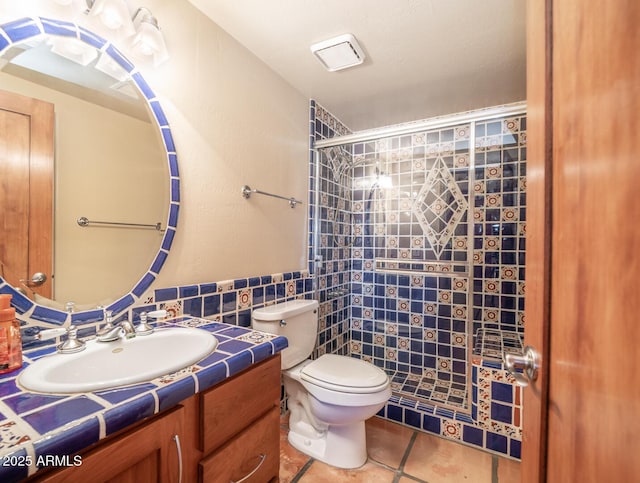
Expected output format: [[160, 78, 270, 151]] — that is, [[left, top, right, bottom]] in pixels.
[[280, 415, 521, 483]]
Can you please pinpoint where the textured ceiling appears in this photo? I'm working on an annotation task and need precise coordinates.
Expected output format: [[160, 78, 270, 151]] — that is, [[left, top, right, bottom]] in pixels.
[[188, 0, 526, 131]]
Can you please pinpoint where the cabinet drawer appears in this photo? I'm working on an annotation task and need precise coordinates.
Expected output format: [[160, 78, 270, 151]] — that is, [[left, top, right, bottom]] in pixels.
[[199, 407, 279, 483], [200, 354, 280, 453]]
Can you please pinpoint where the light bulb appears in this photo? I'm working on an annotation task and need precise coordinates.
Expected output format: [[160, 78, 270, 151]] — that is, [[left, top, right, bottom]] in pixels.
[[131, 12, 169, 66], [88, 0, 135, 36], [100, 9, 124, 30]]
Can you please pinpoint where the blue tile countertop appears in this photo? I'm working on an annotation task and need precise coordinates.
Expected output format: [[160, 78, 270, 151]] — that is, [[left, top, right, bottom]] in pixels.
[[0, 317, 287, 482]]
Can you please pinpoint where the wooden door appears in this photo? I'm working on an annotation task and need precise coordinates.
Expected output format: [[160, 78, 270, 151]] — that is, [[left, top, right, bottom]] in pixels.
[[522, 0, 552, 480], [0, 89, 54, 299], [524, 0, 640, 481]]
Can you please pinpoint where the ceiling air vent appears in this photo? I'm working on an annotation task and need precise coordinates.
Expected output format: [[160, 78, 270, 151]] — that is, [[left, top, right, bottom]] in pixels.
[[310, 34, 366, 72]]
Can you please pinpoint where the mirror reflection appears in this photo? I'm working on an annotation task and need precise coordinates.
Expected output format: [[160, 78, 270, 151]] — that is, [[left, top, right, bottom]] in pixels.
[[0, 34, 169, 308]]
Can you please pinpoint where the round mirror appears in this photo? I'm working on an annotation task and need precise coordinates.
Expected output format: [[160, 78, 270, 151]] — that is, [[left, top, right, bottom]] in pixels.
[[0, 17, 178, 315]]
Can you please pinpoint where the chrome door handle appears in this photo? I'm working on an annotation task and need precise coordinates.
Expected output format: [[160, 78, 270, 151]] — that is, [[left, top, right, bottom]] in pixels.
[[20, 272, 47, 287], [172, 434, 183, 483], [503, 346, 540, 387]]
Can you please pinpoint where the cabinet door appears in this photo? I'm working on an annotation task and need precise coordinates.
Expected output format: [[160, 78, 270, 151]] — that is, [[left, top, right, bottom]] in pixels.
[[200, 354, 280, 453], [35, 406, 185, 483], [199, 407, 279, 483]]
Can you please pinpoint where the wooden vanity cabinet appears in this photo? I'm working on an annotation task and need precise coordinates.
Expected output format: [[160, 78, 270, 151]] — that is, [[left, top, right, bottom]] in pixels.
[[34, 405, 185, 483], [198, 354, 281, 483], [29, 354, 281, 483], [199, 407, 279, 483]]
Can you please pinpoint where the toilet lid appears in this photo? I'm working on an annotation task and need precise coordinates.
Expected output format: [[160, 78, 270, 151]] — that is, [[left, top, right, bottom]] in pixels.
[[300, 354, 389, 393]]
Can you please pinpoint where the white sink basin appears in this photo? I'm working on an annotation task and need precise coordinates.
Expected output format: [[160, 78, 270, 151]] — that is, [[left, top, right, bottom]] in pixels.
[[19, 327, 218, 393]]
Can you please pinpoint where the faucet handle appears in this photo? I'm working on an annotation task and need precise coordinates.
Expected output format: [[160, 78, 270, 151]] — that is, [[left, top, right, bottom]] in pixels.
[[57, 325, 86, 354], [35, 327, 67, 341], [147, 310, 167, 319], [135, 312, 154, 336], [135, 309, 167, 335]]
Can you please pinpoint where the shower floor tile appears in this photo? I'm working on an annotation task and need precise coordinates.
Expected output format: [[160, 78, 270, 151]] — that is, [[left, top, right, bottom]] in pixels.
[[388, 370, 468, 409]]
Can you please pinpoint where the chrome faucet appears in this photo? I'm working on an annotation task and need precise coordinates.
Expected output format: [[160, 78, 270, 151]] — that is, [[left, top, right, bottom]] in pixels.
[[119, 320, 136, 338], [96, 310, 115, 338], [97, 318, 136, 342]]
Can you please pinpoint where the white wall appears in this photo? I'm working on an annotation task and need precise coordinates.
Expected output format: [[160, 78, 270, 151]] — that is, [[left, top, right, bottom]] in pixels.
[[0, 0, 310, 304]]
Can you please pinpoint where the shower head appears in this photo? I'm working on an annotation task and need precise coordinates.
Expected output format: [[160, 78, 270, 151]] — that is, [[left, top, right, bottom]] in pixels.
[[321, 146, 360, 182]]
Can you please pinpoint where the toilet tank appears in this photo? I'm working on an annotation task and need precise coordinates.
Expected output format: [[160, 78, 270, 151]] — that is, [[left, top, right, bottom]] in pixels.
[[252, 299, 319, 370]]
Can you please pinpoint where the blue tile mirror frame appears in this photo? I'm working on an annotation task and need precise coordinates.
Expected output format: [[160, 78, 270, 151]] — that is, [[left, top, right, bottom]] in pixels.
[[0, 16, 180, 325]]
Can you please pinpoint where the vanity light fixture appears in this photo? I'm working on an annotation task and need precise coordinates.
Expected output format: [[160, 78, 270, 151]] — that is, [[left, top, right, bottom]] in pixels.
[[94, 51, 129, 81], [130, 7, 169, 66], [50, 0, 87, 14], [50, 0, 170, 67], [85, 0, 135, 36], [48, 37, 98, 66]]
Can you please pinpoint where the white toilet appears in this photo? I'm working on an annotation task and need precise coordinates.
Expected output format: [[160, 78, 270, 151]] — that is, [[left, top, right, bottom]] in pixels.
[[252, 299, 391, 469]]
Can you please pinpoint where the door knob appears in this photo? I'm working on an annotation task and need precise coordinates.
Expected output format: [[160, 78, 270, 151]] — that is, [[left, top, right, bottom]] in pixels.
[[20, 272, 47, 287], [503, 346, 540, 387]]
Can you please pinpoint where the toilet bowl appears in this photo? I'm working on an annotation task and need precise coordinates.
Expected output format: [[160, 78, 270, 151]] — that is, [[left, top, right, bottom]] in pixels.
[[284, 355, 391, 468], [251, 299, 391, 469]]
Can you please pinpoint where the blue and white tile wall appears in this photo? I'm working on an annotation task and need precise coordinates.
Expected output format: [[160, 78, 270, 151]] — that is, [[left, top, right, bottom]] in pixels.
[[471, 117, 527, 360], [310, 101, 526, 459], [13, 271, 313, 353], [308, 100, 353, 358], [347, 124, 473, 409], [149, 271, 314, 326]]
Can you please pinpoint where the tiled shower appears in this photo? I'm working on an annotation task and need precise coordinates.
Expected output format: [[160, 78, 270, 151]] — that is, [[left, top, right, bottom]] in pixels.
[[3, 94, 527, 460], [310, 101, 526, 457]]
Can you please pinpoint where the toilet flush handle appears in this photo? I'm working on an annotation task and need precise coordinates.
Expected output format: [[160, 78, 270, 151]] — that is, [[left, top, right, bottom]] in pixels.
[[279, 319, 286, 327]]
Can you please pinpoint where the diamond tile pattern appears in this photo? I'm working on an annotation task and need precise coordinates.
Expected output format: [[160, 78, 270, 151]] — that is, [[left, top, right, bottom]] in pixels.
[[413, 156, 468, 257]]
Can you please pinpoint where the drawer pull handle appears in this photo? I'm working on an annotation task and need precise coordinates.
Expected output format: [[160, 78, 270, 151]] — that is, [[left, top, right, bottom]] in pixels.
[[173, 434, 183, 483], [231, 453, 266, 483]]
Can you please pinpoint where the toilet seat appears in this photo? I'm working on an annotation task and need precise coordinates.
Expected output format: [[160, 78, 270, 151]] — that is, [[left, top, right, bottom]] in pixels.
[[300, 354, 389, 394]]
